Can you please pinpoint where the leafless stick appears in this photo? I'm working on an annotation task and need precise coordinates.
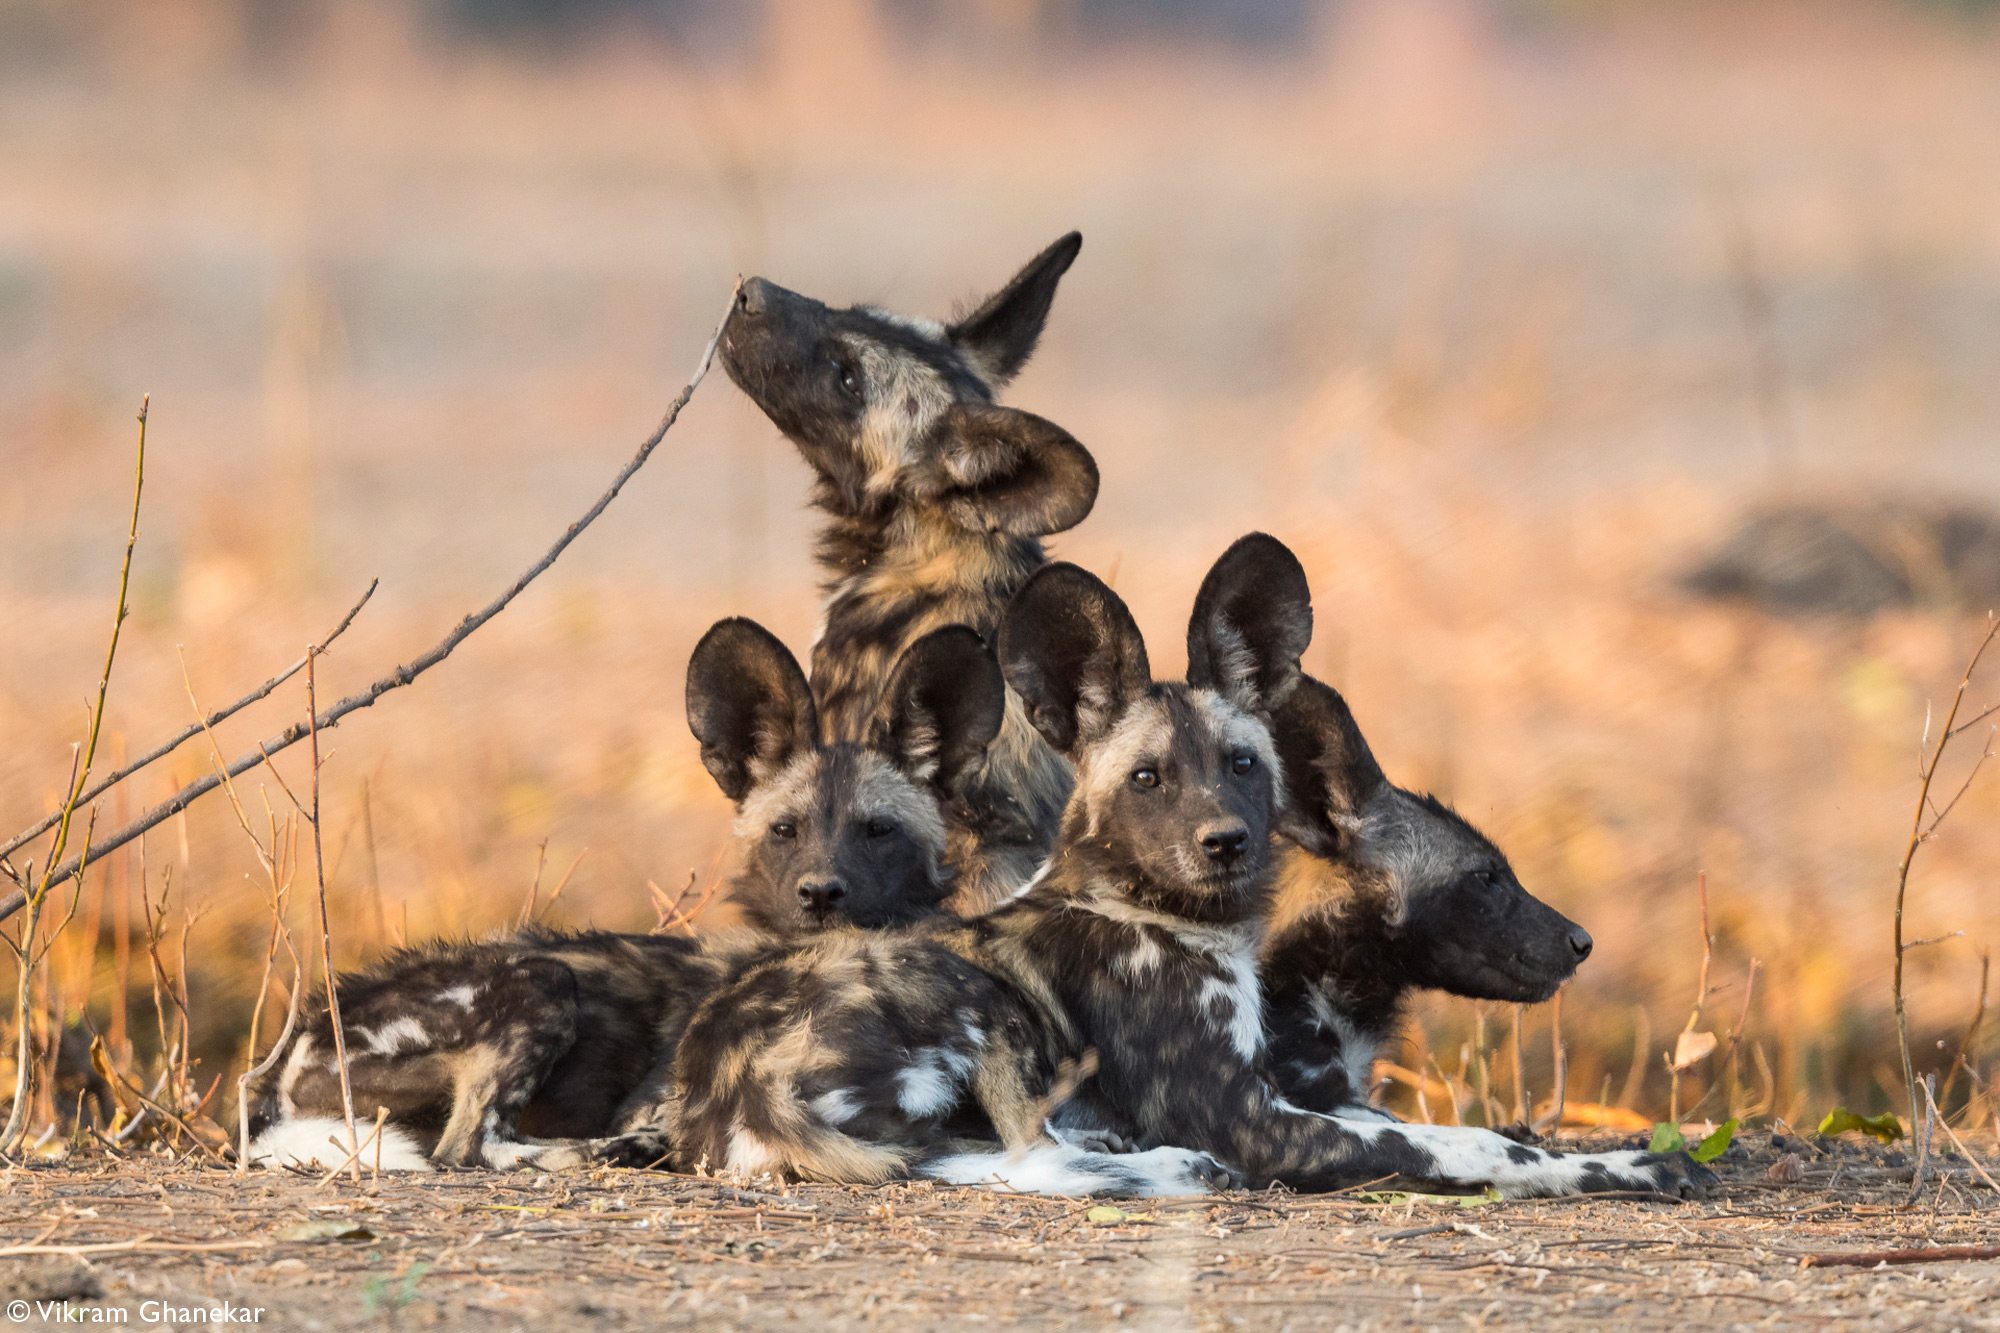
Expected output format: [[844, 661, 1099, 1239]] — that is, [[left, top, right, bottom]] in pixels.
[[1939, 950, 1988, 1112], [1895, 615, 2000, 1124], [541, 848, 588, 918], [1802, 1243, 2000, 1269], [314, 1105, 389, 1188], [0, 582, 375, 869], [518, 839, 551, 928], [1921, 1077, 2000, 1195], [1510, 1005, 1527, 1128], [1669, 872, 1716, 1125], [1549, 988, 1567, 1133], [306, 649, 361, 1183], [0, 284, 739, 925], [2, 398, 145, 1152]]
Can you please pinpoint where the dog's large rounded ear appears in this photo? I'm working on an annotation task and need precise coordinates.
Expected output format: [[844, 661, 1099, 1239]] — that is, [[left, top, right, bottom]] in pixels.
[[1187, 532, 1313, 715], [1270, 675, 1388, 859], [871, 626, 1007, 795], [933, 405, 1098, 538], [946, 231, 1082, 386], [685, 618, 818, 803], [998, 563, 1151, 756]]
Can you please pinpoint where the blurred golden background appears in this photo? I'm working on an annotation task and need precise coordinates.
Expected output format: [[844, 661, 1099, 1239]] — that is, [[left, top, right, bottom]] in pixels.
[[3, 0, 1998, 1138]]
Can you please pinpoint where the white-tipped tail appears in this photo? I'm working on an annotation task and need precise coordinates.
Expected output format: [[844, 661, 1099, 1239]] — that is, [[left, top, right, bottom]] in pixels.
[[923, 1140, 1223, 1197], [248, 1117, 434, 1173]]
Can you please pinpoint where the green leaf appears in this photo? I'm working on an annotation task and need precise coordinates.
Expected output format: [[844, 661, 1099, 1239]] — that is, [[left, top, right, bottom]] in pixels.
[[1648, 1122, 1686, 1154], [1690, 1118, 1740, 1163], [1085, 1206, 1130, 1224], [1817, 1108, 1904, 1144]]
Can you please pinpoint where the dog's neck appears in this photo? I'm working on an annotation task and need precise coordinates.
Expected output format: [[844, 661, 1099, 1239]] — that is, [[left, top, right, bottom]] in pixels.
[[1260, 848, 1413, 1041]]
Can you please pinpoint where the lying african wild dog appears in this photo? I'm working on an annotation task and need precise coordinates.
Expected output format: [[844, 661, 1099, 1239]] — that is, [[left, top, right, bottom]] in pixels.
[[720, 234, 1096, 911], [243, 619, 1005, 1172], [1191, 535, 1600, 1119], [649, 541, 1710, 1198]]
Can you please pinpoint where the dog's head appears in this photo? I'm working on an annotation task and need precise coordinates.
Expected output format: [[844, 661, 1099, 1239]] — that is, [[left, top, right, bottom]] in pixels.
[[721, 233, 1098, 538], [998, 540, 1311, 924], [1267, 671, 1593, 1005], [687, 619, 1006, 934]]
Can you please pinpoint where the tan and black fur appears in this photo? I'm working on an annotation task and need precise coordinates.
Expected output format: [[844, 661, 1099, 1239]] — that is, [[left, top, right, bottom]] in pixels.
[[243, 621, 1007, 1173], [720, 234, 1096, 911], [638, 542, 1712, 1199]]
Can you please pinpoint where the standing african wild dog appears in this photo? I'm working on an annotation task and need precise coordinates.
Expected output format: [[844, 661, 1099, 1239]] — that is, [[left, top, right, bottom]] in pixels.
[[649, 542, 1710, 1198], [243, 620, 1006, 1172], [1155, 534, 1602, 1119], [720, 234, 1097, 910]]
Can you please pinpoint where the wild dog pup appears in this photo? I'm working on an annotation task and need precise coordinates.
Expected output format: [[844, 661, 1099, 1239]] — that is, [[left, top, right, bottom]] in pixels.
[[720, 234, 1097, 910], [1188, 535, 1601, 1119], [243, 620, 1005, 1173], [650, 548, 1707, 1198]]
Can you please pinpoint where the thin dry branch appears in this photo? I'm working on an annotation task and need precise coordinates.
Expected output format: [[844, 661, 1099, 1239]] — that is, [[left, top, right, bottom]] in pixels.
[[1894, 614, 2000, 1122], [3, 398, 145, 1153], [306, 649, 361, 1183], [0, 581, 375, 868], [0, 281, 737, 926]]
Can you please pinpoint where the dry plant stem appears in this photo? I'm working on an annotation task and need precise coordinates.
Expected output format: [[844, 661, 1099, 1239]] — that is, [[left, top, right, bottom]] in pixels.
[[1, 399, 145, 1153], [0, 282, 740, 924], [1510, 1006, 1526, 1127], [1549, 988, 1568, 1133], [306, 650, 361, 1183], [1939, 949, 1989, 1112], [1802, 1244, 2000, 1269], [1668, 873, 1716, 1125], [0, 582, 376, 869], [1921, 1076, 2000, 1195], [1894, 614, 2000, 1125]]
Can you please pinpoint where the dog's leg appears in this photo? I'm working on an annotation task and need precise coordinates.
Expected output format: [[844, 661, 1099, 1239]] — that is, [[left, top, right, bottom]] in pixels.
[[432, 958, 579, 1169]]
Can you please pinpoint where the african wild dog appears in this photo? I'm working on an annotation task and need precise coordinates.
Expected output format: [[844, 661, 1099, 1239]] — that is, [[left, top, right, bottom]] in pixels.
[[1180, 534, 1599, 1119], [720, 234, 1096, 911], [644, 543, 1710, 1198], [243, 619, 1006, 1172]]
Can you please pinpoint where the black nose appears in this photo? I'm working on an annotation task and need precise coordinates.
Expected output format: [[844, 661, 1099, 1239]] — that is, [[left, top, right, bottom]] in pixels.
[[738, 277, 771, 317], [1198, 823, 1250, 865], [797, 879, 845, 915], [1569, 926, 1593, 961]]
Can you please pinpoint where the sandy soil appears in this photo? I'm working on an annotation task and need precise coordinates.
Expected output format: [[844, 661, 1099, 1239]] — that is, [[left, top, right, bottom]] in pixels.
[[3, 1133, 1998, 1331]]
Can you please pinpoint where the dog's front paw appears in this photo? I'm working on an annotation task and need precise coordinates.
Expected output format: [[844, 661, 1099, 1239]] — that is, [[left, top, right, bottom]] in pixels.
[[1588, 1149, 1714, 1199], [1128, 1146, 1241, 1195], [589, 1130, 674, 1170]]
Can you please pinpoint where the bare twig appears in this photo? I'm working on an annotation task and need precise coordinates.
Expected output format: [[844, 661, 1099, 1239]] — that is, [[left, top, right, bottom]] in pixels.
[[0, 582, 375, 868], [306, 649, 361, 1183], [0, 283, 738, 925], [1922, 1077, 2000, 1195], [1939, 949, 1989, 1112], [1895, 615, 2000, 1124], [2, 397, 145, 1153], [1802, 1243, 2000, 1269], [1668, 873, 1716, 1125]]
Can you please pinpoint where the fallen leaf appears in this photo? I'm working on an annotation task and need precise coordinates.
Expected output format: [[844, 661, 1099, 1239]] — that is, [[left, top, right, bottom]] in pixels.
[[1766, 1152, 1805, 1184], [1816, 1108, 1904, 1145], [276, 1221, 378, 1243], [1691, 1118, 1740, 1163], [1649, 1123, 1686, 1154], [1671, 1030, 1717, 1071]]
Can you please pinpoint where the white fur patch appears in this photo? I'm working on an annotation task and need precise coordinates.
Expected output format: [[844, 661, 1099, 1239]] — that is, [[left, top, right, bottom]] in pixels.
[[811, 1088, 863, 1127], [249, 1117, 434, 1173], [895, 1054, 957, 1118], [1197, 941, 1265, 1062], [1305, 985, 1380, 1103], [437, 985, 479, 1009], [725, 1125, 782, 1177], [923, 1142, 1222, 1197], [363, 1016, 430, 1056]]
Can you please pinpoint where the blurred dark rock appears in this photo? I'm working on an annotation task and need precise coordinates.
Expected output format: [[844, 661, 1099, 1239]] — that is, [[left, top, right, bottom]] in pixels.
[[1684, 500, 2000, 617], [0, 1259, 102, 1303]]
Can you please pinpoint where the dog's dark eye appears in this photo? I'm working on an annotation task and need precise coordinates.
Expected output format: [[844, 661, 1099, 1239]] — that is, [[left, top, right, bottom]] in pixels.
[[837, 363, 862, 399], [1131, 768, 1159, 789], [770, 821, 797, 840], [1231, 754, 1256, 776], [866, 819, 893, 839]]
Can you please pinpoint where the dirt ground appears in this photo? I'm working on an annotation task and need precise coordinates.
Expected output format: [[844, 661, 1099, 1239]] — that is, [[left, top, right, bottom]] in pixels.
[[2, 1132, 1997, 1332]]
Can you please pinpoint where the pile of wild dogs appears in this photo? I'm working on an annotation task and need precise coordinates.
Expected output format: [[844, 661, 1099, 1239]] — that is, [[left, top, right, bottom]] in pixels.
[[245, 234, 1709, 1202]]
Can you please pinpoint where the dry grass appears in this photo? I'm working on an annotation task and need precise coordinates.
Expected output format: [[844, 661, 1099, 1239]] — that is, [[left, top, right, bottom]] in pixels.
[[2, 0, 1999, 1142]]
